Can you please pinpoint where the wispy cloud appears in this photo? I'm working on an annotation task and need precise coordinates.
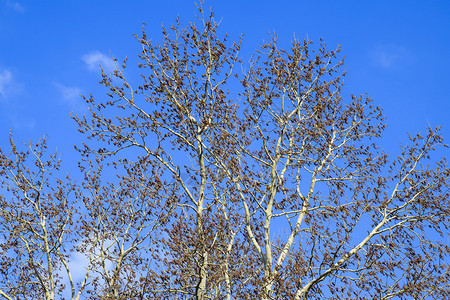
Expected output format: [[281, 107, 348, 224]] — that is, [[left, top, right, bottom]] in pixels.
[[65, 239, 113, 284], [0, 68, 22, 100], [370, 44, 411, 69], [0, 69, 13, 97], [81, 51, 116, 73], [6, 0, 25, 13], [66, 249, 91, 281], [54, 83, 86, 112]]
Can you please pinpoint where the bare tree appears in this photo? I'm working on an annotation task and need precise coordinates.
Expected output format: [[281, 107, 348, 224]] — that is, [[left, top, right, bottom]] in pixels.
[[74, 151, 178, 299], [1, 2, 449, 299], [0, 135, 91, 300]]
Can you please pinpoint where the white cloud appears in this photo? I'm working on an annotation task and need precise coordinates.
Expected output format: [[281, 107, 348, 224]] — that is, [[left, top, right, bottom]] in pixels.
[[0, 69, 22, 100], [54, 83, 86, 112], [65, 239, 114, 285], [0, 69, 13, 97], [81, 51, 116, 73], [55, 83, 81, 100], [66, 249, 91, 281], [370, 44, 410, 69], [6, 1, 25, 13]]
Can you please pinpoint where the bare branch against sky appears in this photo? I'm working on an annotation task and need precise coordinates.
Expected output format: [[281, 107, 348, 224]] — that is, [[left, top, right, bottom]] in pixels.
[[1, 1, 449, 299]]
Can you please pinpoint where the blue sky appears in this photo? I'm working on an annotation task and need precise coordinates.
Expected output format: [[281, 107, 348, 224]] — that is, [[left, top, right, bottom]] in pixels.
[[0, 0, 449, 162]]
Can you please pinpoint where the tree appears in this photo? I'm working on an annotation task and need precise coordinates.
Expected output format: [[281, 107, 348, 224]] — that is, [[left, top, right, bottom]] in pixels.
[[0, 136, 86, 299], [1, 2, 450, 299]]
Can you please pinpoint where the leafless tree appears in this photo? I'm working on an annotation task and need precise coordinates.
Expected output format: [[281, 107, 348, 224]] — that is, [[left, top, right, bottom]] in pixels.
[[0, 135, 91, 300], [1, 2, 449, 299]]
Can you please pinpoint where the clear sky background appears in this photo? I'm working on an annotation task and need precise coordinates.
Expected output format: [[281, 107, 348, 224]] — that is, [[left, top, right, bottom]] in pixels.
[[0, 0, 449, 164]]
